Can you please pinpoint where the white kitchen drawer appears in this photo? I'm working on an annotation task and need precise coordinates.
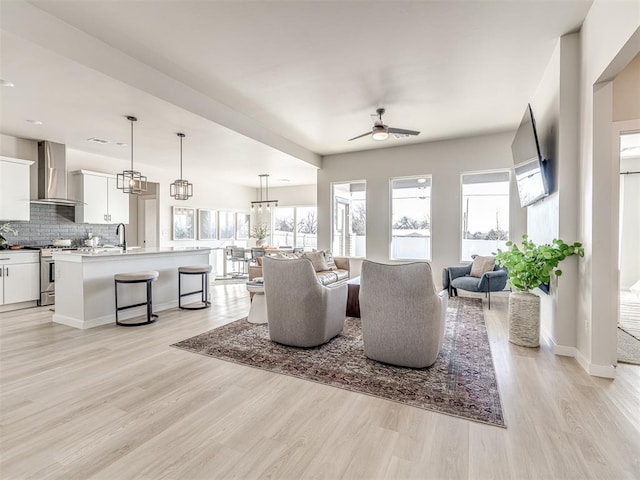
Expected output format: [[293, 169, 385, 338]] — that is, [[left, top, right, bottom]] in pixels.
[[0, 252, 39, 264]]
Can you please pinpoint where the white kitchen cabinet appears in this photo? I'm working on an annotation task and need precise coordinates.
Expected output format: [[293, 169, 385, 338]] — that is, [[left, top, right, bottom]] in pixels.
[[0, 156, 34, 221], [0, 252, 39, 306], [72, 170, 129, 224]]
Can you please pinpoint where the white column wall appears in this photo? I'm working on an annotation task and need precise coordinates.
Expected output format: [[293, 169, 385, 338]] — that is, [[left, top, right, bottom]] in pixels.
[[578, 0, 639, 376], [527, 34, 581, 354]]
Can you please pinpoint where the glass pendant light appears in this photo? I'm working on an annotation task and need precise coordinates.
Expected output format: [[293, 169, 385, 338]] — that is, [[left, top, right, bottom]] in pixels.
[[250, 174, 278, 210], [170, 133, 193, 200], [117, 115, 147, 194]]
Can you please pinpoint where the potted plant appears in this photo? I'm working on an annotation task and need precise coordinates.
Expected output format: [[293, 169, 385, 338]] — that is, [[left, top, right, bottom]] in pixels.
[[251, 223, 270, 247], [495, 234, 584, 347], [0, 223, 18, 250]]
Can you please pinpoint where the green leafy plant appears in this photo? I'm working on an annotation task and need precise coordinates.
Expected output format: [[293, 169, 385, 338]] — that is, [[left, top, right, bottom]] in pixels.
[[0, 223, 18, 235], [250, 223, 269, 241], [495, 234, 584, 292]]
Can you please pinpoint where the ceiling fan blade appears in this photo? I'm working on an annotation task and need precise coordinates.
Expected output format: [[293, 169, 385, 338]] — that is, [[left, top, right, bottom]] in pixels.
[[348, 131, 372, 141], [388, 127, 420, 136]]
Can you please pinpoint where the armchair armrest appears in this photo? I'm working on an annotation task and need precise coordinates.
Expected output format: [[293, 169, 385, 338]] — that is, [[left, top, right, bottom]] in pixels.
[[478, 269, 508, 292], [448, 264, 472, 281]]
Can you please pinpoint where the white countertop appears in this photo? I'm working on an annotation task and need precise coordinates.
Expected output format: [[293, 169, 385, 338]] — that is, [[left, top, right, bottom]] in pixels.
[[53, 246, 212, 261]]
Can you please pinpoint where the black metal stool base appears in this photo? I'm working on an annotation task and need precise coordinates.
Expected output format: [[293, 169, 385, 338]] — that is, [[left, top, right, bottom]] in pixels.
[[178, 270, 211, 310], [115, 276, 158, 326], [116, 313, 158, 327]]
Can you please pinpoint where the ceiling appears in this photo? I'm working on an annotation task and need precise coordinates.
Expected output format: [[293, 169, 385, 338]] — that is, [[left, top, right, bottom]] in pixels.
[[0, 0, 594, 188]]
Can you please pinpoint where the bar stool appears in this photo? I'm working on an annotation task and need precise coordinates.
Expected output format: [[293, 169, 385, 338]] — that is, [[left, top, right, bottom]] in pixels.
[[178, 265, 212, 310], [114, 271, 159, 326]]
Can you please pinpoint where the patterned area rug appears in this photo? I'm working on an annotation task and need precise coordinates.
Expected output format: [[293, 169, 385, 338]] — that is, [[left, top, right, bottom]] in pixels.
[[619, 290, 640, 340], [618, 328, 640, 365], [172, 297, 505, 427]]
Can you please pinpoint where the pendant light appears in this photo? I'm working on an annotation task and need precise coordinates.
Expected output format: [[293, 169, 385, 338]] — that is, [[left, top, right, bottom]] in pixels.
[[170, 133, 193, 200], [117, 115, 147, 194], [251, 174, 278, 211]]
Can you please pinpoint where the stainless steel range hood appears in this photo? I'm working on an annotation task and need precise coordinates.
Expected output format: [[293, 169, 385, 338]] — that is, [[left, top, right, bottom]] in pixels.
[[33, 141, 82, 205]]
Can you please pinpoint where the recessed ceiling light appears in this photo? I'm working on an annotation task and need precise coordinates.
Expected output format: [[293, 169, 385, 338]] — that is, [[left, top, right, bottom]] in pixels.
[[417, 178, 427, 183], [26, 119, 43, 125], [116, 142, 128, 147], [0, 79, 15, 87], [87, 137, 109, 144], [278, 178, 291, 182]]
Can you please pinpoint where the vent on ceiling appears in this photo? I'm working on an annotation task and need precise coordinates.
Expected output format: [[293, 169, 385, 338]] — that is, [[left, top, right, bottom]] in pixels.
[[87, 137, 109, 144]]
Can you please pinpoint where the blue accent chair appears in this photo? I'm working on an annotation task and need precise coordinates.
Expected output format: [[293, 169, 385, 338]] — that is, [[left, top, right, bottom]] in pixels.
[[445, 263, 508, 309]]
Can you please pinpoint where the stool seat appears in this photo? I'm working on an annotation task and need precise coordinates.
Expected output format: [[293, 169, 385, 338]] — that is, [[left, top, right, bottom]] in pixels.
[[179, 265, 212, 274], [115, 271, 159, 282]]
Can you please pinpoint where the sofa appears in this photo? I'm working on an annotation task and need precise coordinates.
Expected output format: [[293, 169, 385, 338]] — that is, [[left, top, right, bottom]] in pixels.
[[249, 250, 362, 286]]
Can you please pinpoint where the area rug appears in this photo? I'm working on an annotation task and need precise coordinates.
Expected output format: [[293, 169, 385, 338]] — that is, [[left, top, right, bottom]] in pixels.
[[619, 291, 640, 340], [172, 297, 506, 427], [618, 327, 640, 365]]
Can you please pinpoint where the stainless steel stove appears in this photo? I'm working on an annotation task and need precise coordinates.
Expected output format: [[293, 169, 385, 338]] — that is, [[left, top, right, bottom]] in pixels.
[[25, 245, 79, 306]]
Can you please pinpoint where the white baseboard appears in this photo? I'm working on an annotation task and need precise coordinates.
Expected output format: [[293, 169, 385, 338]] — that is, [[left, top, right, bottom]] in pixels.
[[541, 331, 616, 379], [53, 300, 177, 329]]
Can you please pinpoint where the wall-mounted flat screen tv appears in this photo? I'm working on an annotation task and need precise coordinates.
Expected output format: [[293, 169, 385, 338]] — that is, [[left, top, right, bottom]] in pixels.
[[511, 104, 550, 207]]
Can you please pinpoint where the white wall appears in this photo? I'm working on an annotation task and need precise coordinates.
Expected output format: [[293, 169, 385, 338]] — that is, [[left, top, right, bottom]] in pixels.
[[268, 184, 316, 206], [0, 133, 256, 250], [527, 33, 581, 354], [65, 148, 255, 248], [318, 131, 527, 284], [578, 0, 639, 376]]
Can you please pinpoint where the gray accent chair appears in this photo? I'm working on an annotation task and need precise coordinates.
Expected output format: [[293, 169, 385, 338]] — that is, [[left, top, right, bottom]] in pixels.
[[262, 256, 348, 348], [445, 263, 508, 309], [359, 260, 447, 368]]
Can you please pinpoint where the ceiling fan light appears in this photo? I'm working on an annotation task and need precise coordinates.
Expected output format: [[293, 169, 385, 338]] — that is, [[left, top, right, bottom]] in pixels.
[[372, 130, 389, 141]]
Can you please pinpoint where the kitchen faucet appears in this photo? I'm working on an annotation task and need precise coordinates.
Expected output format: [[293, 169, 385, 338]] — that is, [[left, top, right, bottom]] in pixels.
[[116, 223, 127, 251]]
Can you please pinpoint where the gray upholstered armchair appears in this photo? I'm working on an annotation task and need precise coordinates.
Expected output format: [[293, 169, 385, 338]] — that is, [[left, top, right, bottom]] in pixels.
[[445, 262, 508, 309], [359, 260, 447, 368], [262, 256, 347, 347]]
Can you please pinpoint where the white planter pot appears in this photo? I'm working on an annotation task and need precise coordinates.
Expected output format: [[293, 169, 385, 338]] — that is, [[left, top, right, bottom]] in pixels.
[[508, 291, 540, 347]]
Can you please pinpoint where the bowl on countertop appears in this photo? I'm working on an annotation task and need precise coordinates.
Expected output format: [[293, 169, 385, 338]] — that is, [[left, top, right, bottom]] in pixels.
[[84, 237, 100, 247], [52, 239, 72, 247]]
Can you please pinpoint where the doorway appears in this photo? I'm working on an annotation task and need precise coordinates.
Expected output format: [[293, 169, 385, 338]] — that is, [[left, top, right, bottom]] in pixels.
[[617, 129, 640, 364], [137, 182, 160, 249]]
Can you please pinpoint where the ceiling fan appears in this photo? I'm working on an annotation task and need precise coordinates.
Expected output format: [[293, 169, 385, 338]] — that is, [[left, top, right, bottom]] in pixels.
[[348, 108, 420, 141]]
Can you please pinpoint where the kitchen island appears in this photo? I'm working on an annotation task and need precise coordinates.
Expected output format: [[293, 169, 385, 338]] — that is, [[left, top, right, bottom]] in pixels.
[[53, 247, 212, 329]]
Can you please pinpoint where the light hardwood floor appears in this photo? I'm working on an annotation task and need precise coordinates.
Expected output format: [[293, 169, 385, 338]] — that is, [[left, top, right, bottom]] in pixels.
[[1, 285, 639, 480]]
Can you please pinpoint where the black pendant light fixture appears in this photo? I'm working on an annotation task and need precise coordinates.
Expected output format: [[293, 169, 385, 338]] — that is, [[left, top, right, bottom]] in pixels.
[[251, 174, 278, 211], [170, 132, 193, 200], [117, 115, 147, 194]]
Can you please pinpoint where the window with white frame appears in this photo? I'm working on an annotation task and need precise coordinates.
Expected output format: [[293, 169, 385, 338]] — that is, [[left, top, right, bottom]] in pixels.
[[390, 176, 431, 260], [332, 181, 366, 257], [461, 170, 510, 261], [272, 206, 317, 250]]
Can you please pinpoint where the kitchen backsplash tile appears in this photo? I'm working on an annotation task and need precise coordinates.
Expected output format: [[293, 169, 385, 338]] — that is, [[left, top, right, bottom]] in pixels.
[[5, 204, 120, 246]]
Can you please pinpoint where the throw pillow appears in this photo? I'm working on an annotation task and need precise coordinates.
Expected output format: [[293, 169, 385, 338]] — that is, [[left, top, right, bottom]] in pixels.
[[303, 251, 329, 272], [470, 255, 496, 278], [256, 256, 263, 267], [323, 250, 337, 270]]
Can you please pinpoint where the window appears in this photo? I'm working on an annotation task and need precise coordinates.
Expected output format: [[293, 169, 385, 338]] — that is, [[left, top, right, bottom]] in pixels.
[[273, 207, 295, 247], [332, 181, 366, 257], [295, 206, 318, 250], [273, 206, 317, 250], [461, 170, 510, 261], [390, 176, 431, 260]]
